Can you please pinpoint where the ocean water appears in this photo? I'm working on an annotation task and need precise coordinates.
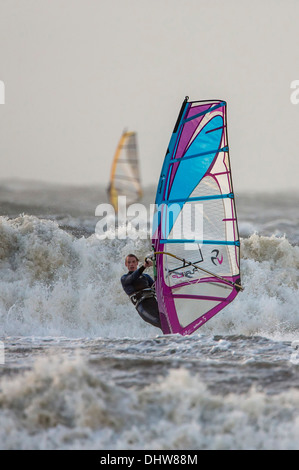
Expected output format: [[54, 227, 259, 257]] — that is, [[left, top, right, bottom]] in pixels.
[[1, 180, 299, 450]]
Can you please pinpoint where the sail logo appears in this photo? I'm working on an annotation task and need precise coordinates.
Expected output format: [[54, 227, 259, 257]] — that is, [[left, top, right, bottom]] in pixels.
[[172, 268, 197, 279], [211, 249, 223, 265], [0, 81, 5, 104], [290, 80, 299, 104]]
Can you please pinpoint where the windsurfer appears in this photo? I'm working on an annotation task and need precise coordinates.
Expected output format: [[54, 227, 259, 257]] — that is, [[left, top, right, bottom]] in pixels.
[[121, 254, 162, 330]]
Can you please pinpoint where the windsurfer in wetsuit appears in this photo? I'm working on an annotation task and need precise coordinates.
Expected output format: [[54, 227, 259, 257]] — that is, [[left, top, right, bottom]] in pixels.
[[121, 254, 162, 330]]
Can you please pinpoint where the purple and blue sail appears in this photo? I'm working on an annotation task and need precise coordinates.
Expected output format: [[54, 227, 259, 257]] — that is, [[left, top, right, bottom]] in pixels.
[[152, 98, 242, 335]]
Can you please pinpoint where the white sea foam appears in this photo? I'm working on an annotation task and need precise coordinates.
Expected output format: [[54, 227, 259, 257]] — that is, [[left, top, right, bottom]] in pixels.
[[0, 215, 154, 338], [0, 353, 299, 450], [1, 215, 299, 340]]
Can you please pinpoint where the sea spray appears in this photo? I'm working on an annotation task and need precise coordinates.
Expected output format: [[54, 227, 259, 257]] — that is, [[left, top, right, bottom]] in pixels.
[[0, 215, 154, 338], [1, 353, 299, 450], [1, 215, 299, 339]]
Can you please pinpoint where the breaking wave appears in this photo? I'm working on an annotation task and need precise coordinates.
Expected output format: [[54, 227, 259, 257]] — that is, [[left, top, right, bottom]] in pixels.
[[1, 353, 299, 450], [1, 215, 299, 339]]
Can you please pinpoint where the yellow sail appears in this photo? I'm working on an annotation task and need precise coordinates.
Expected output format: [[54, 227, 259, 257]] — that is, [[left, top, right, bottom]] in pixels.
[[107, 131, 142, 213]]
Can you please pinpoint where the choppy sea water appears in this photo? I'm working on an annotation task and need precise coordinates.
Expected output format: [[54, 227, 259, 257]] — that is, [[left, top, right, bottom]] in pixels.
[[1, 180, 299, 450]]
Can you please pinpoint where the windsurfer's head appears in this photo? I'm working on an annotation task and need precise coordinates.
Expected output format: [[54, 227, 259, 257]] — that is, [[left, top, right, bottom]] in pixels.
[[125, 254, 139, 271]]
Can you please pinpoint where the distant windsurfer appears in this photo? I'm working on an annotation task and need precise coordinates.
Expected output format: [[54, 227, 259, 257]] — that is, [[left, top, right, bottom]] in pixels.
[[121, 254, 162, 330]]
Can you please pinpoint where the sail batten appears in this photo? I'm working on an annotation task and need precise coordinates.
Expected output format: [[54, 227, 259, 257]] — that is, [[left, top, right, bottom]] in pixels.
[[152, 98, 242, 335]]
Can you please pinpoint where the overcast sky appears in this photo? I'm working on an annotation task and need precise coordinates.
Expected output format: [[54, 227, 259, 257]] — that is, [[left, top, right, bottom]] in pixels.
[[0, 0, 299, 193]]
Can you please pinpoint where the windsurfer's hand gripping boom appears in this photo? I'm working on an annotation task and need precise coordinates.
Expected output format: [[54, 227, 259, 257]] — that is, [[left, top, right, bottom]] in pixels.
[[144, 257, 153, 268]]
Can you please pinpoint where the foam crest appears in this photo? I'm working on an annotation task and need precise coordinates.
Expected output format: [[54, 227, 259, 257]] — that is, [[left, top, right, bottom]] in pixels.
[[1, 354, 299, 449], [0, 215, 154, 338], [1, 216, 299, 339]]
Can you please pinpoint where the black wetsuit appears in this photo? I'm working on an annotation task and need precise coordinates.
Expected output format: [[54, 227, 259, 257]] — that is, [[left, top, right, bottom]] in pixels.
[[121, 266, 161, 330]]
